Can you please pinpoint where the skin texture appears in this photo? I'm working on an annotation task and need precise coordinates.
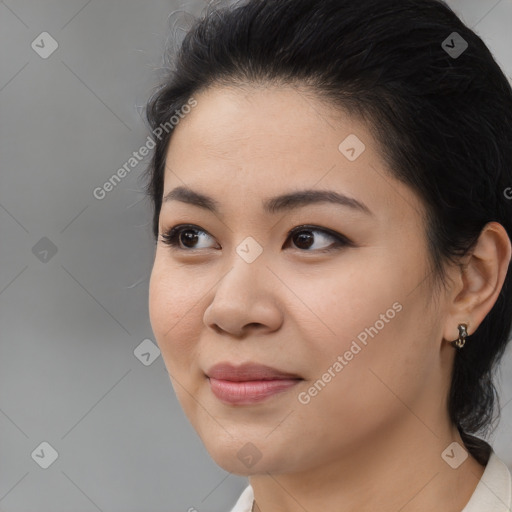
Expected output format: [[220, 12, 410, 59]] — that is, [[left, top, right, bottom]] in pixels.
[[148, 85, 511, 512]]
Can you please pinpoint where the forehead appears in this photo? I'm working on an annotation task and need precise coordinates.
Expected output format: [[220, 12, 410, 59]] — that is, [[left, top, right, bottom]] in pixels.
[[169, 85, 357, 157], [162, 85, 425, 225], [166, 85, 367, 188]]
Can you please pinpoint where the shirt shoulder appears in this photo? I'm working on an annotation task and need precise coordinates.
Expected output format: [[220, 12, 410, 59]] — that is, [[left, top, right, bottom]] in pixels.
[[228, 484, 254, 512], [461, 450, 512, 512]]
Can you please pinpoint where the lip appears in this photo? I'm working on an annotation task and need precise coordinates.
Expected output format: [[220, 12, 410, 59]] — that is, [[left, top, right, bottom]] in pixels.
[[205, 362, 302, 381], [208, 378, 301, 404], [205, 362, 303, 405]]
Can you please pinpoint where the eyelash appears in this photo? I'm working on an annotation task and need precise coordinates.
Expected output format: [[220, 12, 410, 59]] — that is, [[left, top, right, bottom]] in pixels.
[[159, 224, 353, 253]]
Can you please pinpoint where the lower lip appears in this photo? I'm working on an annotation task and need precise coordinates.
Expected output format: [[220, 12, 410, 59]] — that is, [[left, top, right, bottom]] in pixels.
[[208, 377, 301, 404]]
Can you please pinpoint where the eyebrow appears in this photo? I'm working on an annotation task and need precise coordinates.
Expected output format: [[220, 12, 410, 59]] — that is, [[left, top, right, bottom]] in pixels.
[[162, 185, 373, 216]]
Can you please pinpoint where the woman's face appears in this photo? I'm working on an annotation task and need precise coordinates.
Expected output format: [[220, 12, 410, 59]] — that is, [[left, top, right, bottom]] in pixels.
[[149, 85, 455, 475]]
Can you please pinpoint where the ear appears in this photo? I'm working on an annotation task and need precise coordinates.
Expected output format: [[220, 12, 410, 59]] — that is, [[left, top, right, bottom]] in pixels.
[[442, 221, 511, 343]]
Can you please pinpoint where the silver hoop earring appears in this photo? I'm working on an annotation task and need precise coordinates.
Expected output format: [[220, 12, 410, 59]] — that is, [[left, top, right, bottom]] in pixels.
[[451, 323, 468, 349]]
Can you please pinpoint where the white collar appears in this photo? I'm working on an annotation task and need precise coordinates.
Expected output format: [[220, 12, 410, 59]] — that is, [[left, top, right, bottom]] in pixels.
[[461, 450, 511, 511], [229, 451, 512, 512]]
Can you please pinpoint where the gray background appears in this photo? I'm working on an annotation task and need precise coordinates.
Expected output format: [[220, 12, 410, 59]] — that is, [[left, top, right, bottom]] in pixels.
[[1, 1, 511, 511]]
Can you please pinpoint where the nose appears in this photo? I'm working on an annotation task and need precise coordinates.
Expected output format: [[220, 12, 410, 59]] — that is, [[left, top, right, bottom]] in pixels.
[[203, 254, 284, 338]]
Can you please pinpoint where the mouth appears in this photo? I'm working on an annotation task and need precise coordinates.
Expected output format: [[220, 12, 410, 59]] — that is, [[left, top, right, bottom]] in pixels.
[[205, 362, 303, 405], [207, 377, 302, 404]]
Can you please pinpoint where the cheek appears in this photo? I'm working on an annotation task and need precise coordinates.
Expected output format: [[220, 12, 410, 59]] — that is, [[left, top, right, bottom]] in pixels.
[[148, 257, 203, 364], [291, 312, 422, 450], [284, 261, 398, 343], [304, 295, 432, 423], [286, 260, 425, 389]]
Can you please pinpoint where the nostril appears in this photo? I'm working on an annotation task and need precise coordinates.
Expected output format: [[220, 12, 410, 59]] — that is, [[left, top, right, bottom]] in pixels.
[[246, 322, 262, 329]]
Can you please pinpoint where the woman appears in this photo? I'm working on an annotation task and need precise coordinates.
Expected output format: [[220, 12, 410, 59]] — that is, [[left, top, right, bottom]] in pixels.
[[142, 0, 512, 510]]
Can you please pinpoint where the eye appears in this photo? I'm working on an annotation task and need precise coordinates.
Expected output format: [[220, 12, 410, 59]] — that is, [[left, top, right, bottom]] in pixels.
[[284, 225, 352, 252], [160, 224, 218, 250], [159, 224, 352, 252]]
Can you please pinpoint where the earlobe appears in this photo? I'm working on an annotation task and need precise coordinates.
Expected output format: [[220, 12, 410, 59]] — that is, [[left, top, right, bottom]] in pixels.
[[443, 221, 511, 343]]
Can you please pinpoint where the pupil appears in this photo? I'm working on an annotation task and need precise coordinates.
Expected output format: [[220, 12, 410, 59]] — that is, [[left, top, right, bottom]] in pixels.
[[181, 229, 198, 248], [295, 231, 313, 249], [178, 229, 316, 249]]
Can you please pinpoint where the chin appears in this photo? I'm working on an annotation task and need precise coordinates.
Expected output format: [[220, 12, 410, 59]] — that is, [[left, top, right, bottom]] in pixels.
[[202, 435, 288, 476]]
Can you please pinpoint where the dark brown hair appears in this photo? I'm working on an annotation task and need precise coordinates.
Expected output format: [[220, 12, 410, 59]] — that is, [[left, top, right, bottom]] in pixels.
[[141, 0, 512, 463]]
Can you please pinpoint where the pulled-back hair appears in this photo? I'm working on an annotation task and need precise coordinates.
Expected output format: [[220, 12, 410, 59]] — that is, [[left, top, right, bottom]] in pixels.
[[141, 0, 512, 463]]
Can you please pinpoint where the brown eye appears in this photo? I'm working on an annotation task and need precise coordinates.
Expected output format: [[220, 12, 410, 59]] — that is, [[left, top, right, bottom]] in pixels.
[[160, 224, 352, 253], [284, 225, 352, 252], [160, 225, 218, 250]]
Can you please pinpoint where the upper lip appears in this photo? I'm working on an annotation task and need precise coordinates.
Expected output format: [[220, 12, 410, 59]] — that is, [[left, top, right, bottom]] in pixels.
[[205, 362, 303, 381]]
